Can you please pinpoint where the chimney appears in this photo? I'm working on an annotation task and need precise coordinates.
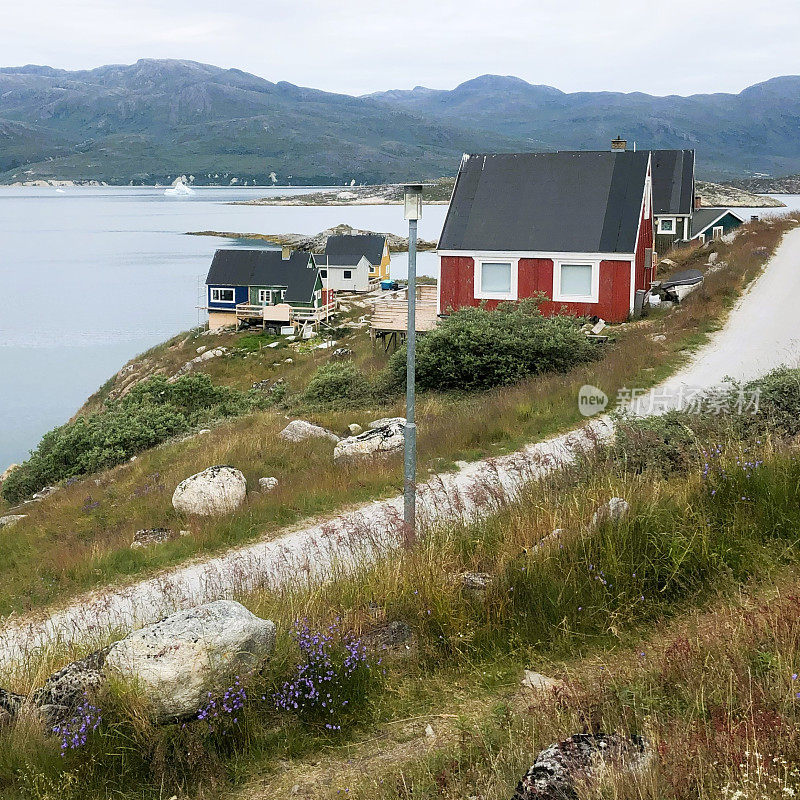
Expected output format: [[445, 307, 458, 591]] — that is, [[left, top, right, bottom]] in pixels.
[[694, 194, 703, 210], [281, 246, 291, 260], [611, 135, 627, 151]]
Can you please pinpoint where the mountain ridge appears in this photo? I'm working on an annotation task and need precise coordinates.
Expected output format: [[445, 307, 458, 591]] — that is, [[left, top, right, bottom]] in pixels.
[[2, 59, 799, 184]]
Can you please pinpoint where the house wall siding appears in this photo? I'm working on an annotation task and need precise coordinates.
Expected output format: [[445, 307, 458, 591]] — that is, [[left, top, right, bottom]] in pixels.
[[207, 285, 248, 310], [439, 255, 633, 322]]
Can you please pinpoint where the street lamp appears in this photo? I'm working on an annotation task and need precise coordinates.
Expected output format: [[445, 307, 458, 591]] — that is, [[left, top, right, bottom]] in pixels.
[[403, 183, 423, 545]]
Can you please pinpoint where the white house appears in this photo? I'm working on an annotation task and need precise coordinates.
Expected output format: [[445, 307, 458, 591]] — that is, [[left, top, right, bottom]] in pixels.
[[312, 254, 373, 292]]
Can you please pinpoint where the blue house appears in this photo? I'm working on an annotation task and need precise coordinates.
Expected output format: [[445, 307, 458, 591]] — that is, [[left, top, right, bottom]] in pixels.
[[205, 249, 331, 331]]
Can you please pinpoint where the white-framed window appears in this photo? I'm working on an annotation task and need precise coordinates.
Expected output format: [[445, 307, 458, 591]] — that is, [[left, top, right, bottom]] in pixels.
[[474, 258, 517, 300], [713, 226, 724, 240], [658, 218, 675, 234], [280, 289, 286, 301], [210, 287, 235, 303], [315, 289, 322, 300], [320, 269, 327, 278], [553, 261, 599, 303], [257, 289, 272, 305], [343, 270, 352, 280]]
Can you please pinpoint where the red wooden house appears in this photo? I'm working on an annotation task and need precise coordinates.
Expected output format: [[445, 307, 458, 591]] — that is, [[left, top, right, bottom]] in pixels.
[[437, 150, 654, 323]]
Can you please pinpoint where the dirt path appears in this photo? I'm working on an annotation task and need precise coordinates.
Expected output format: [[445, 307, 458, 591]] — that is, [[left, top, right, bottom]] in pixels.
[[3, 227, 800, 671]]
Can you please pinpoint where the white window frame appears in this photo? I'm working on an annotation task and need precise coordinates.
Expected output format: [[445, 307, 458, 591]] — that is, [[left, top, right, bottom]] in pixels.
[[257, 289, 271, 304], [473, 257, 518, 301], [210, 287, 235, 303], [657, 217, 676, 235], [712, 226, 724, 240], [343, 269, 352, 280], [552, 260, 600, 304]]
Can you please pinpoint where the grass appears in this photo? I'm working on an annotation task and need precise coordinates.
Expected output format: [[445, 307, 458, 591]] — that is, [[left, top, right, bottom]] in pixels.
[[0, 216, 795, 620], [4, 393, 800, 798]]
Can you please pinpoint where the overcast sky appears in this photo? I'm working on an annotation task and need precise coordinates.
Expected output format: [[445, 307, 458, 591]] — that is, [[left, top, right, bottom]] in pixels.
[[2, 0, 798, 96]]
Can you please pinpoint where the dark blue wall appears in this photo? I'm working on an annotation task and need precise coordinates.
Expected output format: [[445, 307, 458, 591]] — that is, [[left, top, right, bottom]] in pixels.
[[207, 284, 248, 309]]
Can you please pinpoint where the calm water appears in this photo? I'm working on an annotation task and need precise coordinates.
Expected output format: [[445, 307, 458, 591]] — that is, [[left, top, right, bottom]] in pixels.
[[0, 186, 446, 467], [0, 187, 795, 468]]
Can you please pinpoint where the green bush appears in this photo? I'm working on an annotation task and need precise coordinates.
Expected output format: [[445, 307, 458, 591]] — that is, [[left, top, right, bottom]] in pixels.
[[301, 362, 371, 408], [386, 299, 598, 392], [1, 375, 260, 503]]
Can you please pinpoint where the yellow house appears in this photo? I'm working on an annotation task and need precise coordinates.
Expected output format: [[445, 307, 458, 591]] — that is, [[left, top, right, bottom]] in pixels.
[[323, 234, 390, 286]]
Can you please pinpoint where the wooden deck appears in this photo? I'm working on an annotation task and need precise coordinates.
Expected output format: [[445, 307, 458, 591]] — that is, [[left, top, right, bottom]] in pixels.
[[370, 285, 438, 348], [235, 300, 338, 328]]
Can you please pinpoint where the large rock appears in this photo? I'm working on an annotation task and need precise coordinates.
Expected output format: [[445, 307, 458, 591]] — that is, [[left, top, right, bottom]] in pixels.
[[334, 420, 405, 463], [279, 420, 340, 443], [368, 416, 406, 429], [0, 515, 27, 530], [103, 600, 275, 722], [131, 528, 190, 549], [172, 466, 246, 516], [512, 733, 651, 800]]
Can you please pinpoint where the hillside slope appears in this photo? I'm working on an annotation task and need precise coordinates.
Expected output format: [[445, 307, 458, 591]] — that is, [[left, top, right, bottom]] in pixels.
[[2, 61, 800, 182]]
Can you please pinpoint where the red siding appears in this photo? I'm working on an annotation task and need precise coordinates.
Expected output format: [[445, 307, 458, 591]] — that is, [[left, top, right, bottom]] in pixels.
[[634, 176, 655, 291], [439, 255, 633, 322]]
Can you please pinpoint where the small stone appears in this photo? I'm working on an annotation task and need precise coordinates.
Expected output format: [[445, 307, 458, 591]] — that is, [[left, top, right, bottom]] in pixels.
[[460, 572, 493, 592], [196, 346, 207, 354], [197, 428, 211, 435], [650, 333, 667, 342], [347, 423, 363, 436], [425, 723, 436, 740], [591, 497, 630, 527], [284, 357, 293, 363], [521, 670, 564, 692], [332, 347, 354, 358], [32, 486, 58, 500], [131, 528, 178, 549], [258, 477, 279, 492], [279, 420, 340, 443]]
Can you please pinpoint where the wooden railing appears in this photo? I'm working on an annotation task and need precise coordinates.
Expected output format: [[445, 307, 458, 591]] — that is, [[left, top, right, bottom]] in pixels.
[[370, 285, 438, 334]]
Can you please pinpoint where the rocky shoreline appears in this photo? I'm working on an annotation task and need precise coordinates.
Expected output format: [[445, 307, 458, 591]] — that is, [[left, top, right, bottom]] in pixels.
[[186, 223, 438, 252]]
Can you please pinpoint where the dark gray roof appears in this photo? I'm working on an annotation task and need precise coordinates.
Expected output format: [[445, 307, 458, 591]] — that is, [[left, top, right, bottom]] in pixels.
[[438, 151, 650, 254], [205, 249, 318, 302], [324, 234, 386, 265], [650, 149, 694, 215], [690, 207, 745, 237], [312, 254, 365, 267]]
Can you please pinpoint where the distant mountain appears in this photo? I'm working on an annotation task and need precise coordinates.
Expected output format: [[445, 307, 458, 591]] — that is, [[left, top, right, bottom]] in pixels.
[[368, 74, 800, 180], [1, 60, 799, 184]]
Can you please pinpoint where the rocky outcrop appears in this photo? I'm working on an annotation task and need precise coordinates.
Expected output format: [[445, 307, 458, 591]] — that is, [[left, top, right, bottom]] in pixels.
[[695, 180, 785, 208], [279, 420, 340, 443], [591, 497, 630, 527], [172, 466, 246, 516], [0, 464, 19, 485], [169, 347, 228, 382], [12, 601, 276, 726], [334, 420, 405, 463], [0, 515, 27, 530], [103, 600, 275, 722], [511, 733, 651, 800]]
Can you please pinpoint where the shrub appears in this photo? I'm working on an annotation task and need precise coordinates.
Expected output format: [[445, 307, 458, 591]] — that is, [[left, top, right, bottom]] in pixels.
[[301, 362, 371, 408], [1, 374, 260, 503], [386, 299, 598, 392]]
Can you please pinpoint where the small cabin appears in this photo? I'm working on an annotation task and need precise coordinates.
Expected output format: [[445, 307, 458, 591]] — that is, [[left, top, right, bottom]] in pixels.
[[322, 234, 390, 290], [313, 253, 373, 293], [690, 208, 745, 244], [205, 249, 332, 331], [437, 150, 654, 323]]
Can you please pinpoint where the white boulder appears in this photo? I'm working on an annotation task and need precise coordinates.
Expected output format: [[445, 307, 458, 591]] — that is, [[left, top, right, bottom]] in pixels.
[[368, 416, 406, 429], [172, 465, 247, 516], [103, 601, 276, 722], [591, 497, 630, 527], [334, 420, 405, 463], [258, 476, 279, 492], [279, 420, 340, 443]]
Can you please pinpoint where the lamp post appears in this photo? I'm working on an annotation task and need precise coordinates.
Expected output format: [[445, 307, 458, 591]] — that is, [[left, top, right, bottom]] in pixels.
[[403, 184, 423, 545]]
